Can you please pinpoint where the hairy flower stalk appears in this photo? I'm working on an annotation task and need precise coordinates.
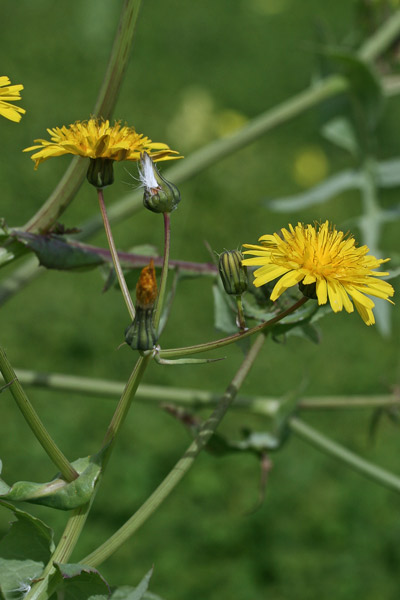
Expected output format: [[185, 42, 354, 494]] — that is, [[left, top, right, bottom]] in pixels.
[[0, 76, 25, 122], [242, 221, 394, 326]]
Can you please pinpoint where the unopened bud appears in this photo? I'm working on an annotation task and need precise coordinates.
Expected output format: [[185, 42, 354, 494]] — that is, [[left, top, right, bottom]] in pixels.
[[125, 307, 157, 351], [139, 152, 180, 213], [87, 158, 114, 188], [218, 250, 248, 295], [125, 260, 158, 351], [298, 280, 317, 299]]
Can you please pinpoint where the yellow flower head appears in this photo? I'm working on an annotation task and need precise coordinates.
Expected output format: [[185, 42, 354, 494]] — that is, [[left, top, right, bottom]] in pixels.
[[242, 221, 394, 326], [0, 76, 25, 123], [24, 118, 181, 169]]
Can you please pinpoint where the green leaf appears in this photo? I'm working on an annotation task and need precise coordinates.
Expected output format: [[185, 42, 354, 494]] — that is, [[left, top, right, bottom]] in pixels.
[[321, 117, 359, 157], [328, 50, 384, 131], [372, 298, 392, 338], [11, 232, 104, 271], [0, 502, 54, 600], [110, 569, 154, 600], [271, 302, 330, 340], [212, 284, 237, 335], [376, 157, 400, 188], [267, 169, 364, 212], [54, 563, 110, 600], [0, 454, 103, 511]]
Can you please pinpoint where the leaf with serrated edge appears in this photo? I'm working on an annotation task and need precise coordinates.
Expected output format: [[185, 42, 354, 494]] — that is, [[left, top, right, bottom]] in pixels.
[[0, 501, 54, 600], [54, 563, 110, 600], [110, 568, 154, 600]]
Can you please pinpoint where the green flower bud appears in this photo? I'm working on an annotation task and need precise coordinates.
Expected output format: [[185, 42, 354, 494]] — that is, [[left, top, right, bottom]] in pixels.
[[218, 250, 248, 295], [298, 280, 317, 299], [125, 307, 158, 351], [139, 152, 180, 213], [87, 158, 114, 188]]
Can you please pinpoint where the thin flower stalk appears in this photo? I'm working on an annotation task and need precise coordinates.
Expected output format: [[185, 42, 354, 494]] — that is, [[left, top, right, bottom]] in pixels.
[[97, 188, 135, 320], [158, 296, 309, 359], [153, 213, 171, 332]]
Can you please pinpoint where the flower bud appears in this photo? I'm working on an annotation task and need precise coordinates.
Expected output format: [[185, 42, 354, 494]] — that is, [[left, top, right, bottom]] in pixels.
[[298, 280, 317, 299], [139, 152, 180, 213], [125, 260, 158, 351], [87, 158, 114, 188], [218, 250, 248, 295], [125, 307, 157, 351]]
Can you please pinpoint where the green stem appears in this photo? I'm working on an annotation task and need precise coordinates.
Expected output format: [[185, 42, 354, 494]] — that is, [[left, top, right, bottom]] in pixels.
[[153, 212, 171, 332], [0, 346, 78, 482], [101, 355, 151, 456], [25, 353, 151, 600], [22, 0, 142, 234], [289, 416, 400, 494], [159, 296, 308, 358], [235, 295, 246, 331], [81, 333, 265, 567], [24, 503, 91, 600], [97, 188, 135, 320], [358, 9, 400, 62], [7, 369, 398, 414]]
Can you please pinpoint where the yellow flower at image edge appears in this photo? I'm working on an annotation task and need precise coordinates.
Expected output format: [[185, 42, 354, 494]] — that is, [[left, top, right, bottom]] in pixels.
[[0, 76, 25, 122], [23, 118, 181, 169], [242, 221, 394, 326]]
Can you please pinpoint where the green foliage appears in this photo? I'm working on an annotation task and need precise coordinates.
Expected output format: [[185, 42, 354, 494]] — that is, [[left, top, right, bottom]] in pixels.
[[52, 563, 110, 600], [0, 455, 103, 511], [0, 502, 54, 600], [0, 2, 399, 600]]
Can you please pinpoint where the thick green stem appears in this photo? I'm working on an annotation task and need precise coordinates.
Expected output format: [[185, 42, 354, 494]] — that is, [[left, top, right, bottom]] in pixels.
[[289, 417, 400, 494], [24, 356, 151, 600], [98, 188, 135, 320], [0, 347, 78, 482], [81, 334, 265, 567], [22, 0, 142, 234], [6, 368, 399, 414], [159, 296, 308, 358], [153, 212, 171, 332], [24, 503, 91, 600]]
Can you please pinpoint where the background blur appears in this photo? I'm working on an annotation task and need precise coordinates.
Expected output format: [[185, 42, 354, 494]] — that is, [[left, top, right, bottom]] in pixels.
[[1, 1, 400, 599]]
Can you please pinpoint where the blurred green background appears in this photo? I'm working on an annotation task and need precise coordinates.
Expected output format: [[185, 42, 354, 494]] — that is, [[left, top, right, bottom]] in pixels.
[[1, 1, 400, 598]]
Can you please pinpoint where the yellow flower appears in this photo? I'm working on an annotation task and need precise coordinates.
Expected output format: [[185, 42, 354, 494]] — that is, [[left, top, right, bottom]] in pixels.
[[242, 221, 394, 326], [24, 118, 181, 169], [0, 76, 25, 122]]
